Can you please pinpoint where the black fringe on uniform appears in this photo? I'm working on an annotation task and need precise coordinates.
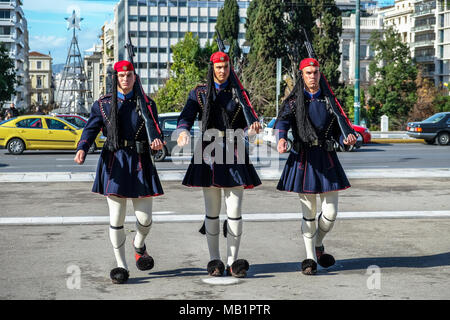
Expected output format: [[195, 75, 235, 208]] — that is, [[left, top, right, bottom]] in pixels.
[[276, 73, 318, 144], [202, 62, 215, 132], [107, 70, 120, 151]]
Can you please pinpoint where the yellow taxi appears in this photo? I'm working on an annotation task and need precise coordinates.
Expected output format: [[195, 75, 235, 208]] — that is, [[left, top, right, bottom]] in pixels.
[[0, 115, 105, 154]]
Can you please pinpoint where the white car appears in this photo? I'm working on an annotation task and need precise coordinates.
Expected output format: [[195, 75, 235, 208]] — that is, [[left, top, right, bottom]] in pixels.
[[263, 117, 293, 152]]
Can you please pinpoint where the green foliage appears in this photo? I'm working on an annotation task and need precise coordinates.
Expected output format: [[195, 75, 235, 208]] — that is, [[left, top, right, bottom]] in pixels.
[[0, 43, 17, 105], [310, 0, 342, 88], [216, 0, 241, 63], [368, 26, 417, 129], [153, 33, 217, 113], [434, 94, 450, 113], [246, 0, 286, 62]]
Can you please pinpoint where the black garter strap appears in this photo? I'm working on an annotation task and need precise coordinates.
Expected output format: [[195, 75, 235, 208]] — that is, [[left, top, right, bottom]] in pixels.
[[302, 216, 316, 222], [318, 212, 336, 222], [110, 225, 124, 230], [227, 216, 242, 221], [205, 215, 220, 236]]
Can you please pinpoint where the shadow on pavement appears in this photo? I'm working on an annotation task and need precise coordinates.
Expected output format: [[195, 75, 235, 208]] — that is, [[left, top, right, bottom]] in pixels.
[[334, 252, 450, 271]]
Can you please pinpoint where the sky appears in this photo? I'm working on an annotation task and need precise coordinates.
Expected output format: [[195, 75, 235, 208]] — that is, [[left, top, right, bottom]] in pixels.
[[23, 0, 117, 65], [23, 0, 395, 66]]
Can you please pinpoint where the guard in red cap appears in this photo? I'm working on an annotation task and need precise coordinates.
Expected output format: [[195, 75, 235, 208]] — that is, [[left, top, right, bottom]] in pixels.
[[274, 57, 357, 276], [74, 60, 165, 284], [176, 52, 261, 278]]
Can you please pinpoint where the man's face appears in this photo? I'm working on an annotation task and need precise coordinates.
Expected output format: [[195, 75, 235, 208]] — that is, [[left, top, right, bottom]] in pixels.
[[117, 71, 136, 94], [213, 62, 230, 84], [302, 66, 320, 92]]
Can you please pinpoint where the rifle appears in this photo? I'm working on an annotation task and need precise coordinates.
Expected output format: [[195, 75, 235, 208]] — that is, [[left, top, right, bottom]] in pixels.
[[215, 30, 259, 126], [124, 33, 164, 152], [300, 27, 356, 139]]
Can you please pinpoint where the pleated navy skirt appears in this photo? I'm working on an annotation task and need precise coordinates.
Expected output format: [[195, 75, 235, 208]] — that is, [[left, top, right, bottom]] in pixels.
[[182, 140, 261, 189], [277, 147, 350, 194], [92, 148, 164, 198]]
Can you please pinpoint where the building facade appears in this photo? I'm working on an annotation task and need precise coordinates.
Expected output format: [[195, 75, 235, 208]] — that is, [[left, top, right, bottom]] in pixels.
[[100, 20, 115, 95], [114, 0, 250, 93], [84, 45, 103, 105], [338, 1, 383, 86], [0, 0, 30, 110], [28, 51, 54, 108]]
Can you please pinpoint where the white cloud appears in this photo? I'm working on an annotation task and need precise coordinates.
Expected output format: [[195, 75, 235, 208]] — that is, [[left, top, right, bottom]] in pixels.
[[30, 35, 67, 51]]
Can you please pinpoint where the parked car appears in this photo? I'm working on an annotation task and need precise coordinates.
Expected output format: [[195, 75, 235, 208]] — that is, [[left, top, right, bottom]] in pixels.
[[263, 118, 294, 152], [0, 115, 106, 155], [52, 113, 105, 152], [155, 112, 199, 162], [406, 112, 450, 145], [353, 124, 372, 145], [262, 117, 369, 152]]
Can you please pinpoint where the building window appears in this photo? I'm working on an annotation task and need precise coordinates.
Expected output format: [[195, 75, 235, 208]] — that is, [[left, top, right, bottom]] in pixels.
[[37, 61, 42, 69], [37, 76, 42, 89], [0, 10, 10, 19]]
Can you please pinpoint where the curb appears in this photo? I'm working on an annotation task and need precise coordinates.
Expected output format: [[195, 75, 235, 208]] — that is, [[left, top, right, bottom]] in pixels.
[[370, 139, 425, 144]]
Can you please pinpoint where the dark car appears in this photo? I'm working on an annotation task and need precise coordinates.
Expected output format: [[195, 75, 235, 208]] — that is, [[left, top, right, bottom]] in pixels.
[[155, 112, 199, 162], [406, 112, 450, 145]]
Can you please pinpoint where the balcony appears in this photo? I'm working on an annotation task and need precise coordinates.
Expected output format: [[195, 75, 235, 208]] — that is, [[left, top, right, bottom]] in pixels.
[[415, 55, 435, 62], [412, 24, 435, 32], [412, 9, 435, 17], [342, 17, 382, 30], [412, 40, 435, 48]]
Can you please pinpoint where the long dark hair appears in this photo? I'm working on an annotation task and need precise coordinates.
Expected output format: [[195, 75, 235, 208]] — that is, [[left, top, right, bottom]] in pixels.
[[106, 70, 120, 151], [202, 62, 215, 132], [277, 73, 318, 144]]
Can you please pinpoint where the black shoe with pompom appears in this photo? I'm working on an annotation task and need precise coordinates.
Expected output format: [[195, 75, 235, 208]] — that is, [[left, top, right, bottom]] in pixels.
[[207, 259, 225, 276], [226, 259, 250, 278], [110, 267, 129, 284]]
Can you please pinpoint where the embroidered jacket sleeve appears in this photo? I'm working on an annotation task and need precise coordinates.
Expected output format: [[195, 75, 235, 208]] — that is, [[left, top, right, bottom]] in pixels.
[[274, 99, 295, 141], [77, 100, 103, 153], [177, 88, 201, 132]]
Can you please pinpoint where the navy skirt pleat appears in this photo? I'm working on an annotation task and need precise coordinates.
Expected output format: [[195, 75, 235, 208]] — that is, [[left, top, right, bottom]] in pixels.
[[277, 147, 350, 194], [92, 148, 164, 198]]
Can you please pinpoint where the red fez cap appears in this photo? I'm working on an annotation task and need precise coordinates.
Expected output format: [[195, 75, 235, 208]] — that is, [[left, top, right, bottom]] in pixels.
[[114, 60, 134, 72], [210, 51, 230, 64], [299, 58, 320, 70]]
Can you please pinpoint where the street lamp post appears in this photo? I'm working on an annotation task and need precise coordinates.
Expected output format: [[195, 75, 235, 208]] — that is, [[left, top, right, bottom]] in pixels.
[[354, 0, 361, 125]]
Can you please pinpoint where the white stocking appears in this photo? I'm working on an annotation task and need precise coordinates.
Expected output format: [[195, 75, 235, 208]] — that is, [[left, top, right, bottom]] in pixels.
[[131, 197, 153, 250], [298, 193, 317, 261], [107, 196, 128, 270], [224, 187, 244, 267], [203, 187, 222, 261], [316, 191, 339, 247]]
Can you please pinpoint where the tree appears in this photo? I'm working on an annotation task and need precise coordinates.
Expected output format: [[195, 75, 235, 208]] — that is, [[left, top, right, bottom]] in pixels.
[[284, 0, 314, 84], [216, 0, 241, 64], [246, 0, 286, 62], [368, 26, 417, 130], [153, 33, 216, 113], [310, 0, 343, 88], [0, 43, 17, 106], [408, 70, 438, 122]]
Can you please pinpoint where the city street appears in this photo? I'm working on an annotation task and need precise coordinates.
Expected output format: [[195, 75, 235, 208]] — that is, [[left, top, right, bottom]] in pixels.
[[0, 142, 449, 302], [1, 143, 450, 173]]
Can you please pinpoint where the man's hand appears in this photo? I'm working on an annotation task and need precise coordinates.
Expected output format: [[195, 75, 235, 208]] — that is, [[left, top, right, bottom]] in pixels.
[[177, 131, 190, 147], [150, 138, 165, 151], [343, 133, 357, 146], [277, 138, 288, 154], [248, 121, 262, 136], [74, 150, 86, 165]]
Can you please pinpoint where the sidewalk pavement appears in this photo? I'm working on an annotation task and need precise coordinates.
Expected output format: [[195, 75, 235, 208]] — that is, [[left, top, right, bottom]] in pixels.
[[0, 178, 449, 301], [370, 131, 424, 144]]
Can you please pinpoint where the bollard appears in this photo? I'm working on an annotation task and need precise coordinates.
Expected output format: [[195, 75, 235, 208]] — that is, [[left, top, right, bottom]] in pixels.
[[381, 114, 389, 132]]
